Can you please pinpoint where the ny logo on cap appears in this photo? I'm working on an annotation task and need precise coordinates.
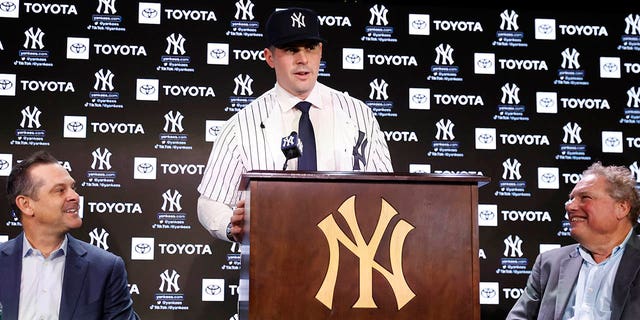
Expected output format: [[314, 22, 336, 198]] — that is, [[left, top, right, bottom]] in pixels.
[[291, 12, 306, 28]]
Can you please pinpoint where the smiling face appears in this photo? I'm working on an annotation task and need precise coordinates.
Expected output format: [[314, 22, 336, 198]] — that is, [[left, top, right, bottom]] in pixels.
[[17, 162, 82, 235], [565, 173, 630, 249], [264, 40, 322, 100]]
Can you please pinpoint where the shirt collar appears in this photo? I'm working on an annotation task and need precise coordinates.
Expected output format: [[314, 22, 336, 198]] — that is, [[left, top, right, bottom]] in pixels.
[[614, 227, 634, 254], [274, 82, 324, 112], [577, 227, 634, 264], [22, 234, 68, 258]]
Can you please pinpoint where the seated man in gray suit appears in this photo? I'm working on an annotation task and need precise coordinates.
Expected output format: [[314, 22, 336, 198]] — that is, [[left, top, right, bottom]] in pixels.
[[0, 150, 140, 320], [507, 162, 640, 320]]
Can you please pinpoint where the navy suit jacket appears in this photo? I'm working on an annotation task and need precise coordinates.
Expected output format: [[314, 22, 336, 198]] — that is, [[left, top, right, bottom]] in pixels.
[[507, 224, 640, 320], [0, 233, 139, 320]]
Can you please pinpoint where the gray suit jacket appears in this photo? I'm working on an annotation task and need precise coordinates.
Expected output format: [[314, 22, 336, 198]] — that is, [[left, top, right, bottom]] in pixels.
[[0, 232, 139, 320], [506, 224, 640, 320]]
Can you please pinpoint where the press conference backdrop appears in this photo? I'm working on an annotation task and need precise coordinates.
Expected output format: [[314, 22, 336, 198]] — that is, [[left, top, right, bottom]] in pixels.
[[0, 0, 639, 319]]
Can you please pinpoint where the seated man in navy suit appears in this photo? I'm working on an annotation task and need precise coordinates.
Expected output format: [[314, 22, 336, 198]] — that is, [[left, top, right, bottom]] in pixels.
[[0, 150, 139, 320]]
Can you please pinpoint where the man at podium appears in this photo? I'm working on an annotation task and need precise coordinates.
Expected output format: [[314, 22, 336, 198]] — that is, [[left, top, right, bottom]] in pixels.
[[196, 7, 392, 243]]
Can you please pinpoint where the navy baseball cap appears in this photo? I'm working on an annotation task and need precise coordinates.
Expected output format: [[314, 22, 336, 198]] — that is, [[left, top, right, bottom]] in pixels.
[[265, 8, 325, 47]]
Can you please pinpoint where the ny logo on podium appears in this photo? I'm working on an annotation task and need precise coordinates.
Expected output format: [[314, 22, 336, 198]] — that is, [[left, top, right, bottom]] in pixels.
[[315, 195, 415, 310]]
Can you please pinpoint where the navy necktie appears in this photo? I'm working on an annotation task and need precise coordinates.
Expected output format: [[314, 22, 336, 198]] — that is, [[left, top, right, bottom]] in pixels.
[[295, 101, 316, 170]]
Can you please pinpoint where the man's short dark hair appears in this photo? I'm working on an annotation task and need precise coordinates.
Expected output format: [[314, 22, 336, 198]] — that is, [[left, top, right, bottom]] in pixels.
[[6, 150, 59, 216]]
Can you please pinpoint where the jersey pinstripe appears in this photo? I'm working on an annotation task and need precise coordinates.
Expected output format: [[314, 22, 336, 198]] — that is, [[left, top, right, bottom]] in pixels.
[[197, 82, 392, 206]]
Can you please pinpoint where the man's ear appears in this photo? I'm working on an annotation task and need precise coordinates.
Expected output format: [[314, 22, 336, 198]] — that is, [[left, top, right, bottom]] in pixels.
[[264, 48, 275, 69], [616, 200, 631, 221], [15, 195, 34, 217]]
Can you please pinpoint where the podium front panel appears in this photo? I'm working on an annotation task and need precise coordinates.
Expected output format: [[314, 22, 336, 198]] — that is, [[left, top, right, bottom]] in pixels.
[[239, 172, 484, 320]]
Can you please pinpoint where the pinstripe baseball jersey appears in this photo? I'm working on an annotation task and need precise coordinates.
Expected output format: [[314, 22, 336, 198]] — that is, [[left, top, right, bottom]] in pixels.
[[197, 82, 392, 206]]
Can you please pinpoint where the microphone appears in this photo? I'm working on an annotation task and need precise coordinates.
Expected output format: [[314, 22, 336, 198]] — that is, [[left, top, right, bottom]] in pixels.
[[281, 131, 302, 170]]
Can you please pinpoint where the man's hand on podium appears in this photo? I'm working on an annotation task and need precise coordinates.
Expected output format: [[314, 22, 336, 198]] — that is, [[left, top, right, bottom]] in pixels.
[[229, 199, 245, 242]]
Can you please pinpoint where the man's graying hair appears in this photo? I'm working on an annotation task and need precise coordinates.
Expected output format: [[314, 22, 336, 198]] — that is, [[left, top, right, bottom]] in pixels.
[[6, 150, 59, 216], [584, 161, 640, 223]]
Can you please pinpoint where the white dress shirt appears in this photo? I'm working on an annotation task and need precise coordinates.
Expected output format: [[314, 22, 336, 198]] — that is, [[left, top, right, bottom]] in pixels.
[[19, 235, 67, 320], [274, 83, 337, 170]]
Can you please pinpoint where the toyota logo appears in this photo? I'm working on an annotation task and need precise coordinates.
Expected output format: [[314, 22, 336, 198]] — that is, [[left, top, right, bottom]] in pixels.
[[141, 8, 158, 19], [137, 162, 153, 174], [209, 49, 227, 59], [135, 243, 151, 254], [66, 121, 84, 132], [139, 84, 156, 95]]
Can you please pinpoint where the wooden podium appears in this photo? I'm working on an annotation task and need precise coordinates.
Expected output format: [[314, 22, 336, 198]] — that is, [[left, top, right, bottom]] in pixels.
[[237, 171, 489, 320]]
